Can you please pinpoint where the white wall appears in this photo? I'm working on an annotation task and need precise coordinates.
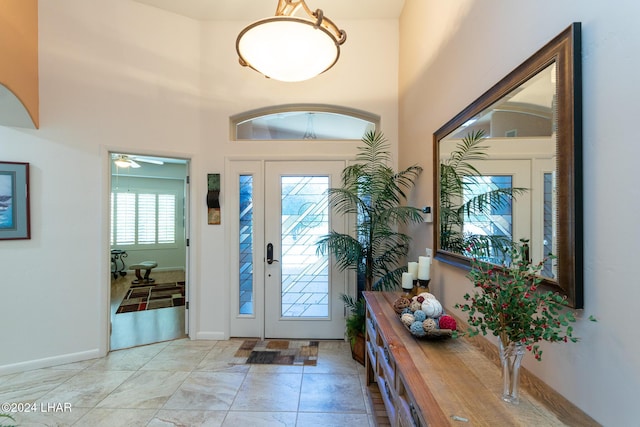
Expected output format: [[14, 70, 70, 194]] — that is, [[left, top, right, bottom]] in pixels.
[[399, 1, 640, 425], [0, 0, 399, 371], [0, 0, 200, 372]]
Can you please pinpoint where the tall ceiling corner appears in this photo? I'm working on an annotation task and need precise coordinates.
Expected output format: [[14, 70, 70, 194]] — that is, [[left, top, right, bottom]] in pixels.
[[0, 0, 39, 129]]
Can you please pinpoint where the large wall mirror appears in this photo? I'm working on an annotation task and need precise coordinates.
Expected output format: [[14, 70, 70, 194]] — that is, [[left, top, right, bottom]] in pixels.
[[433, 23, 583, 308]]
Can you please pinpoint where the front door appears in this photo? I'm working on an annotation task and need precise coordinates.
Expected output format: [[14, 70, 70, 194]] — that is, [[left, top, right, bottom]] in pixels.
[[228, 160, 348, 339]]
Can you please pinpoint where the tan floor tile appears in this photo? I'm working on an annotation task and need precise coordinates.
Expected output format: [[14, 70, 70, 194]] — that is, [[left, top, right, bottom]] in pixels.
[[73, 408, 157, 427], [222, 411, 297, 427], [0, 369, 79, 403], [3, 338, 380, 425], [40, 370, 134, 408], [8, 406, 90, 427], [296, 412, 372, 426], [149, 409, 226, 426], [96, 370, 189, 409], [163, 371, 245, 411], [230, 373, 302, 412], [299, 373, 367, 412]]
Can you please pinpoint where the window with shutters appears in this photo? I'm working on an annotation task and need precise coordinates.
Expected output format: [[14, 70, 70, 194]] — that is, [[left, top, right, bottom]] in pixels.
[[110, 191, 177, 248]]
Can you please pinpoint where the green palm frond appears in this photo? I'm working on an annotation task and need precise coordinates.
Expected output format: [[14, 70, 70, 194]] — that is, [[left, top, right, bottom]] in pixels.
[[0, 414, 16, 427], [316, 232, 363, 273], [316, 130, 423, 293], [439, 130, 528, 257], [460, 186, 529, 218]]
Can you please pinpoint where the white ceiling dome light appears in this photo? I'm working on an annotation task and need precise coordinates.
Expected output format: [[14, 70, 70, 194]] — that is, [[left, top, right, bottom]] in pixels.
[[236, 0, 346, 82]]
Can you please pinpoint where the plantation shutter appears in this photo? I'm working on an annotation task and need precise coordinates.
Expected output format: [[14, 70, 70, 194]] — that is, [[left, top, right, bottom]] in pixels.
[[111, 191, 176, 246], [137, 193, 157, 244], [116, 192, 136, 245], [157, 194, 176, 244]]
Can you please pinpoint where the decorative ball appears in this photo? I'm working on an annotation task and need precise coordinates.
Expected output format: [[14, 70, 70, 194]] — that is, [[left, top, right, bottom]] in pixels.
[[413, 310, 427, 322], [438, 315, 457, 331], [422, 318, 437, 331], [410, 321, 426, 337], [401, 313, 415, 326], [401, 307, 413, 315], [418, 292, 436, 300], [410, 301, 422, 312], [421, 299, 443, 318], [393, 297, 411, 313], [416, 295, 425, 303]]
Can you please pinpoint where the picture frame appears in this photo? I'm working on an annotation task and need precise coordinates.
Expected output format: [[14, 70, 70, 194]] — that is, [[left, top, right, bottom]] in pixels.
[[0, 161, 30, 240]]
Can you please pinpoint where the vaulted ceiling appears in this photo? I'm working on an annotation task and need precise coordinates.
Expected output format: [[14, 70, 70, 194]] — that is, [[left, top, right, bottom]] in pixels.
[[132, 0, 405, 21]]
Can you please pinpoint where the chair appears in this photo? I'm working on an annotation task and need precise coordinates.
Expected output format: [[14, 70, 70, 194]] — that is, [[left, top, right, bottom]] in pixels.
[[129, 261, 157, 284]]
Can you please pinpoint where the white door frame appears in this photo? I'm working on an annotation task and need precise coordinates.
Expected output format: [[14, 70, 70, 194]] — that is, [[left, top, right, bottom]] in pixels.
[[226, 157, 353, 339], [104, 149, 192, 352]]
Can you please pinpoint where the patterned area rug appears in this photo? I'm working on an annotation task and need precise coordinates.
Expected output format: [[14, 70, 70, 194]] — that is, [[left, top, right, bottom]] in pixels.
[[234, 340, 319, 366], [116, 281, 185, 314]]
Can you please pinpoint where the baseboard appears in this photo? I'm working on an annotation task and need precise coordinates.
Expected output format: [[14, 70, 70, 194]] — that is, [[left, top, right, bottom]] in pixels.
[[0, 348, 102, 376], [195, 331, 227, 340], [153, 267, 186, 273]]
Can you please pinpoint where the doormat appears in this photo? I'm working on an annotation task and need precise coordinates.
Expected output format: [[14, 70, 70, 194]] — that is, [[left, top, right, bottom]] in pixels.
[[116, 281, 185, 314], [233, 340, 319, 366]]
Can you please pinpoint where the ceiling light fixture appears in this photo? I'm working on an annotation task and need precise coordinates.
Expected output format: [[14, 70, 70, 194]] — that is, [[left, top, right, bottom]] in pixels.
[[114, 156, 132, 168], [236, 0, 347, 82], [113, 155, 141, 168]]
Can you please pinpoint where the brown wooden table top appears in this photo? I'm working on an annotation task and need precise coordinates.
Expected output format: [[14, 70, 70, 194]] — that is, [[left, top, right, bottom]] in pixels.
[[363, 291, 599, 427]]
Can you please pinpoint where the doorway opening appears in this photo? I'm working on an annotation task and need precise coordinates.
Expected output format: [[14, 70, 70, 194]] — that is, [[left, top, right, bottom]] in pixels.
[[109, 152, 190, 350]]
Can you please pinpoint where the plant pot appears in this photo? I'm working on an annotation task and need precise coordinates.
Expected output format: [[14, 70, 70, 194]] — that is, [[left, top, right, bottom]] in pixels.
[[498, 337, 525, 404], [351, 333, 366, 366]]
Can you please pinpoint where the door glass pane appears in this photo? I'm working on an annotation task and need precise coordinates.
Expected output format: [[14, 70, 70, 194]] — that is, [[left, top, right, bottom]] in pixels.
[[239, 175, 254, 315], [234, 109, 377, 140], [280, 176, 329, 318], [463, 175, 513, 263], [543, 172, 555, 278]]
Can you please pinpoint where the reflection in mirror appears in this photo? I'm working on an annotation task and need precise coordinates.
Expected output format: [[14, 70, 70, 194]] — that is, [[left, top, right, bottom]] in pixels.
[[434, 23, 583, 308], [439, 63, 556, 273]]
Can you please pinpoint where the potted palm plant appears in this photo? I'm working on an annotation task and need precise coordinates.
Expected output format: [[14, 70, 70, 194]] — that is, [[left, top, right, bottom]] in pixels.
[[341, 294, 366, 364], [317, 130, 423, 362]]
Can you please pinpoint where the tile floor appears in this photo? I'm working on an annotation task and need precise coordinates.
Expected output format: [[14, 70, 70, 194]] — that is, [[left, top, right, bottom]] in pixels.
[[0, 338, 376, 427]]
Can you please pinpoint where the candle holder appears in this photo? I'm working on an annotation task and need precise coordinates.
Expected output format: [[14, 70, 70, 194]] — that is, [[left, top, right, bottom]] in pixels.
[[418, 279, 431, 293], [411, 279, 419, 297]]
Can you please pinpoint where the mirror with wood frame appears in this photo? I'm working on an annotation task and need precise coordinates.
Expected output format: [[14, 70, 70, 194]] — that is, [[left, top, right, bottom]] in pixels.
[[433, 23, 583, 308]]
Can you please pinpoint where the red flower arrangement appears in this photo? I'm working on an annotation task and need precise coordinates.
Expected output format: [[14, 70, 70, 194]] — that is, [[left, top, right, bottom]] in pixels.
[[455, 240, 595, 361]]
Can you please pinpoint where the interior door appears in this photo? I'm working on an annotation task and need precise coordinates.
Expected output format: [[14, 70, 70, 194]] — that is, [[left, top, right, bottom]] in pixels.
[[263, 161, 346, 339]]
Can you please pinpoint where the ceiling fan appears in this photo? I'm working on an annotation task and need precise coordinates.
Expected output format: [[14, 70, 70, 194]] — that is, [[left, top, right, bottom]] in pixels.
[[112, 154, 164, 168]]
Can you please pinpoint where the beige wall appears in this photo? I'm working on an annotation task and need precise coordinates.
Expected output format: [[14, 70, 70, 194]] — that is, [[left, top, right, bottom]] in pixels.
[[0, 0, 39, 127], [399, 1, 640, 425]]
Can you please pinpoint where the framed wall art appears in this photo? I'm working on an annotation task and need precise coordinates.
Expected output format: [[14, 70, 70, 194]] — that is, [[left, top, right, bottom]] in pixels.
[[0, 161, 30, 240]]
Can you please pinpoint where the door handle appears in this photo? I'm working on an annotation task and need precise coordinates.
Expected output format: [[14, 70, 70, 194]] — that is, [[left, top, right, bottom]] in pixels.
[[266, 243, 279, 264]]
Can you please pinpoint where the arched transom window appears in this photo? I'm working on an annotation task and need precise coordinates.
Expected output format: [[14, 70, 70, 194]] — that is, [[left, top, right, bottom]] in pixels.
[[230, 104, 379, 141]]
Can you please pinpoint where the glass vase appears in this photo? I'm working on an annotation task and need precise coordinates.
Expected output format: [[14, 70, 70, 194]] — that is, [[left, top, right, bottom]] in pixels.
[[498, 338, 525, 404]]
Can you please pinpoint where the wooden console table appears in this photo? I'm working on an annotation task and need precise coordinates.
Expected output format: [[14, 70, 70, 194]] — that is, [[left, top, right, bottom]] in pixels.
[[363, 291, 599, 426]]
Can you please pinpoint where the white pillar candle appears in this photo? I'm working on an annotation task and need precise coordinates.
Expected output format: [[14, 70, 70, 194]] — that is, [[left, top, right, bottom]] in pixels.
[[425, 248, 433, 258], [402, 272, 414, 290], [407, 262, 419, 280], [418, 256, 431, 280]]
